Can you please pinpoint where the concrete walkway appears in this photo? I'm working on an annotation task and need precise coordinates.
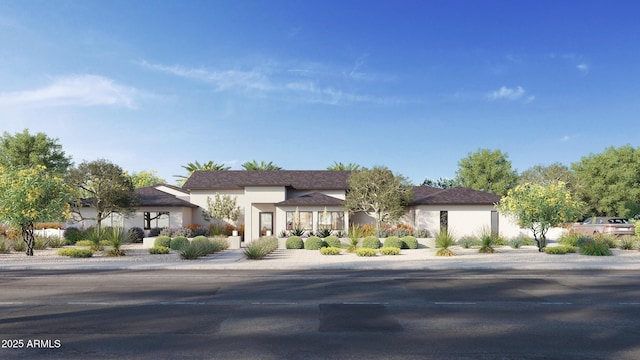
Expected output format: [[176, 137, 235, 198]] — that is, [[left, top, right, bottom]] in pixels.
[[2, 244, 640, 271]]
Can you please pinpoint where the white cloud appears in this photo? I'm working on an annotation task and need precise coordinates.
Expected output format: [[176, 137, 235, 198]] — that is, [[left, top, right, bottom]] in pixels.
[[139, 59, 398, 106], [577, 63, 589, 73], [0, 75, 137, 108], [138, 60, 272, 92], [487, 86, 531, 102]]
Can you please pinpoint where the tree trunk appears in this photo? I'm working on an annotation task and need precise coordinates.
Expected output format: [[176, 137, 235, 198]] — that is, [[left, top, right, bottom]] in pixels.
[[21, 221, 35, 256]]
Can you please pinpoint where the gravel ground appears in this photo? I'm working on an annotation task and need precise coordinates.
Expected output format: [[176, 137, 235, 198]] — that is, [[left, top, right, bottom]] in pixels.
[[2, 243, 640, 270]]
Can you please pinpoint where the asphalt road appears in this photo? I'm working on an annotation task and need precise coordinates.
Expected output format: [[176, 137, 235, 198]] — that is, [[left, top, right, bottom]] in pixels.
[[1, 269, 639, 360]]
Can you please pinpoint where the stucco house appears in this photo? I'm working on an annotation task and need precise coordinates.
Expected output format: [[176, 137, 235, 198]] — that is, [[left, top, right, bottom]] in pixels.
[[69, 170, 525, 240]]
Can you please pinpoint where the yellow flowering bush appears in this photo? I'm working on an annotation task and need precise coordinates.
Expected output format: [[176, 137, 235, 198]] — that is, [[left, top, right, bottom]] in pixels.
[[497, 182, 583, 252]]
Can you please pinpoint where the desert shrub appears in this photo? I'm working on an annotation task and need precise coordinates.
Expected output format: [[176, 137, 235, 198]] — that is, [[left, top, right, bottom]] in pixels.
[[104, 228, 126, 256], [304, 236, 325, 250], [244, 236, 278, 259], [127, 227, 145, 243], [383, 236, 403, 249], [191, 237, 215, 255], [290, 227, 305, 237], [75, 240, 93, 247], [172, 227, 192, 238], [393, 228, 411, 238], [599, 234, 618, 248], [286, 236, 304, 249], [317, 228, 332, 238], [86, 228, 105, 252], [154, 236, 171, 248], [508, 238, 524, 249], [356, 248, 377, 257], [63, 227, 85, 244], [57, 248, 93, 258], [414, 228, 430, 238], [334, 231, 346, 238], [149, 246, 170, 254], [320, 246, 341, 255], [33, 236, 50, 250], [47, 237, 68, 248], [11, 239, 26, 252], [362, 236, 381, 249], [402, 236, 419, 249], [149, 228, 162, 237], [192, 226, 210, 237], [209, 237, 229, 252], [457, 236, 478, 249], [324, 235, 342, 248], [380, 246, 401, 255], [374, 227, 391, 238], [478, 229, 496, 253], [170, 236, 190, 251], [544, 245, 577, 255], [180, 243, 204, 260], [159, 228, 173, 237], [435, 228, 456, 256], [618, 236, 636, 250], [558, 231, 582, 247], [0, 239, 10, 253], [579, 237, 613, 256]]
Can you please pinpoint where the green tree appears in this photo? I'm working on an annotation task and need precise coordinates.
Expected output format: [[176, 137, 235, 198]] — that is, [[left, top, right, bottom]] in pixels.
[[327, 161, 360, 171], [455, 148, 519, 196], [0, 165, 72, 255], [174, 160, 230, 184], [422, 177, 460, 188], [241, 160, 282, 170], [0, 129, 72, 173], [497, 182, 583, 252], [520, 162, 573, 187], [344, 167, 414, 230], [67, 159, 138, 232], [571, 145, 640, 218], [127, 170, 166, 188], [202, 193, 241, 226]]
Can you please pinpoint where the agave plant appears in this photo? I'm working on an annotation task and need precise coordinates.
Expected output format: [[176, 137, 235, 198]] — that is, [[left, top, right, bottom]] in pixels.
[[435, 228, 456, 256]]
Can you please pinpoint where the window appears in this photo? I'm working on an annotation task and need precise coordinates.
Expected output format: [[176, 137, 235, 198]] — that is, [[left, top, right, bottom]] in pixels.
[[440, 211, 448, 232], [144, 211, 169, 230], [318, 211, 345, 230], [286, 211, 313, 230]]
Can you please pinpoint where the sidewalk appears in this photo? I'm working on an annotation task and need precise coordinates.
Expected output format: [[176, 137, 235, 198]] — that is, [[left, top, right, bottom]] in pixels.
[[2, 244, 640, 271]]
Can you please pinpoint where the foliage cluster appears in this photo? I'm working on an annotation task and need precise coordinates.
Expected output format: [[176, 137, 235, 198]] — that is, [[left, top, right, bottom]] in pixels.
[[243, 236, 278, 259], [170, 237, 190, 251], [380, 247, 401, 255], [304, 236, 325, 250], [544, 245, 577, 255], [319, 246, 341, 255], [323, 235, 342, 248], [57, 248, 93, 258], [285, 236, 304, 249], [149, 246, 171, 255], [435, 229, 456, 256], [362, 236, 381, 249], [356, 248, 377, 257]]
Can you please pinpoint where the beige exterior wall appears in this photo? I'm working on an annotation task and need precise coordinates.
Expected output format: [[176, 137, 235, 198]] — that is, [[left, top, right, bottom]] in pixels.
[[411, 205, 523, 239], [244, 186, 286, 241]]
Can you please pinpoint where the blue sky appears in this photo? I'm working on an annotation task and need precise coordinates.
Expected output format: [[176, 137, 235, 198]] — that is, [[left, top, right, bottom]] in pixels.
[[1, 0, 639, 185]]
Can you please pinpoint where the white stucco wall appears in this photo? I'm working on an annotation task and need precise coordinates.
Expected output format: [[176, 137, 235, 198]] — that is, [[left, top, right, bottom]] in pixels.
[[411, 205, 524, 239]]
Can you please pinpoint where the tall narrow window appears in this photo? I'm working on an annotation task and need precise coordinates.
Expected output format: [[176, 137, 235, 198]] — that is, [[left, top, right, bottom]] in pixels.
[[491, 210, 499, 236], [259, 212, 273, 236], [440, 211, 448, 233]]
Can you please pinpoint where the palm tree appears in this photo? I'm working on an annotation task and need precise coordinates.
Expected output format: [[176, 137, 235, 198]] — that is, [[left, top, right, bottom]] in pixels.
[[326, 161, 360, 171], [241, 160, 283, 170], [174, 160, 230, 184]]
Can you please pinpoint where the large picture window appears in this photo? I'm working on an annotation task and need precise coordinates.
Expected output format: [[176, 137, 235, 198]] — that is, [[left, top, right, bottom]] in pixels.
[[318, 211, 344, 230], [144, 211, 169, 230], [286, 211, 313, 230]]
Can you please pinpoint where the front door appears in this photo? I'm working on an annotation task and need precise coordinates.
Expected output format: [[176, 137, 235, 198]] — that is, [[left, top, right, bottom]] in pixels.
[[259, 212, 273, 236]]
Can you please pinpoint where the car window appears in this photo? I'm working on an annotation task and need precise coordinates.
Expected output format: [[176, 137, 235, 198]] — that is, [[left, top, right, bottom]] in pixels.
[[583, 218, 593, 224], [609, 218, 630, 224]]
